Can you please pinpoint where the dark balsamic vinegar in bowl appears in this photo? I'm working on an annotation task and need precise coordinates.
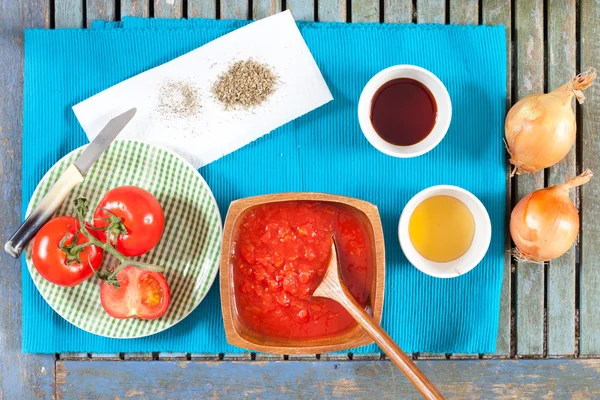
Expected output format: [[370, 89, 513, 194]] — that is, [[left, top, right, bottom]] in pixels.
[[369, 78, 438, 146]]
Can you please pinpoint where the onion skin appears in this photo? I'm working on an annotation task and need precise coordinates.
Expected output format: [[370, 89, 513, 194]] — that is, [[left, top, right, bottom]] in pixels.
[[510, 170, 593, 262], [505, 70, 596, 174]]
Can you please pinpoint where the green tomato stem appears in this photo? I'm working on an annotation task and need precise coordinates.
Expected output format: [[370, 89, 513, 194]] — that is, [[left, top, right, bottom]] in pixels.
[[70, 197, 165, 288]]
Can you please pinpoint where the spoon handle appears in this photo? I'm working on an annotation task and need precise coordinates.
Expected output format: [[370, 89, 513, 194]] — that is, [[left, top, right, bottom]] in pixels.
[[335, 293, 445, 400]]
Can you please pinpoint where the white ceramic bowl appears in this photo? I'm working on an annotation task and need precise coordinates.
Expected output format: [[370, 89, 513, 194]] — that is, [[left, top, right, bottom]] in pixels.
[[398, 185, 491, 278], [358, 65, 452, 158]]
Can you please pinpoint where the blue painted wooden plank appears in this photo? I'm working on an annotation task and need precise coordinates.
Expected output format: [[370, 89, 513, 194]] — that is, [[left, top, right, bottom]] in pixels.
[[86, 0, 116, 26], [253, 0, 281, 20], [188, 0, 216, 19], [122, 0, 150, 17], [317, 0, 346, 22], [352, 0, 379, 22], [416, 0, 445, 24], [449, 0, 478, 24], [56, 359, 600, 399], [482, 0, 512, 357], [154, 0, 183, 18], [0, 0, 55, 398], [515, 0, 545, 357], [220, 0, 249, 19], [547, 0, 577, 357], [287, 0, 314, 21], [580, 0, 600, 356], [383, 0, 412, 23], [54, 0, 84, 28]]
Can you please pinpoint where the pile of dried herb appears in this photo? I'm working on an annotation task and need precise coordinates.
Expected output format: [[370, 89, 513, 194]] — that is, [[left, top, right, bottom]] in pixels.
[[212, 59, 278, 109], [157, 80, 201, 118]]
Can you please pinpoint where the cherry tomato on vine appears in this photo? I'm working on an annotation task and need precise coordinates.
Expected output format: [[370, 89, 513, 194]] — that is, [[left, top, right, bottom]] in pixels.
[[100, 266, 171, 320], [93, 186, 165, 257], [32, 216, 104, 287]]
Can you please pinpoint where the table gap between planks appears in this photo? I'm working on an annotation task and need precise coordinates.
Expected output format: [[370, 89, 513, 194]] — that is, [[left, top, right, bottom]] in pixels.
[[1, 0, 600, 398]]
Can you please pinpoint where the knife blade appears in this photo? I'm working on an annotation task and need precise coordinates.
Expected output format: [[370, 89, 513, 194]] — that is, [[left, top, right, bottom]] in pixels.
[[4, 108, 137, 258], [74, 108, 137, 174]]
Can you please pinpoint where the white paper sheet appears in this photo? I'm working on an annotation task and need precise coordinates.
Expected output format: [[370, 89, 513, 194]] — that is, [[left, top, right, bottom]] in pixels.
[[72, 11, 333, 169]]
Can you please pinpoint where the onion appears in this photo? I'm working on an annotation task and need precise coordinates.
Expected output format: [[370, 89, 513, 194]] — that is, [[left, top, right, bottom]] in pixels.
[[505, 69, 596, 175], [510, 170, 593, 262]]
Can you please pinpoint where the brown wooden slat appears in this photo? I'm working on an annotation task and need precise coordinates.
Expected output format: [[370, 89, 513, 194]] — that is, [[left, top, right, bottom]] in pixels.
[[222, 353, 253, 361], [547, 0, 577, 357], [287, 0, 314, 21], [60, 353, 89, 360], [449, 0, 478, 24], [287, 354, 320, 361], [514, 0, 545, 357], [86, 0, 116, 26], [121, 0, 150, 17], [482, 0, 512, 357], [154, 0, 183, 18], [318, 0, 346, 22], [580, 0, 600, 356], [55, 0, 84, 27], [253, 0, 281, 20], [158, 352, 188, 360], [188, 0, 217, 18], [419, 353, 447, 360], [123, 353, 154, 360], [89, 353, 121, 360], [383, 0, 413, 23], [254, 354, 285, 361], [221, 0, 249, 19], [352, 0, 379, 22], [416, 0, 445, 24]]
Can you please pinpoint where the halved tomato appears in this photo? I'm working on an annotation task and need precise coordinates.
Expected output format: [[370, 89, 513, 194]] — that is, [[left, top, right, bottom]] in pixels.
[[100, 266, 171, 320]]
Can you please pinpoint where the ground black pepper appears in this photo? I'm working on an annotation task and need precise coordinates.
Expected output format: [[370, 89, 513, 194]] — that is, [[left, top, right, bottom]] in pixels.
[[157, 80, 201, 118]]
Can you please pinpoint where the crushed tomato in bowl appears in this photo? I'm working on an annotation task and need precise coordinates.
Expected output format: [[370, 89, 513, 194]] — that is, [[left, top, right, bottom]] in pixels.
[[232, 201, 373, 340]]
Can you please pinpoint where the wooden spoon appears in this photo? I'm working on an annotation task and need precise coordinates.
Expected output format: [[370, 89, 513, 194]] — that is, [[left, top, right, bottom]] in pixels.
[[313, 241, 445, 400]]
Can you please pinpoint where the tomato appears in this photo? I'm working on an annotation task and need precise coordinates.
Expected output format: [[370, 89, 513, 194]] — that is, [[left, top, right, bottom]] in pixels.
[[93, 186, 165, 257], [100, 266, 171, 320], [32, 216, 104, 287], [232, 201, 373, 340]]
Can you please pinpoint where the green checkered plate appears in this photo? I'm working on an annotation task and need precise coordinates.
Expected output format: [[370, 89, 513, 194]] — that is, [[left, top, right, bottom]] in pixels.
[[25, 139, 222, 338]]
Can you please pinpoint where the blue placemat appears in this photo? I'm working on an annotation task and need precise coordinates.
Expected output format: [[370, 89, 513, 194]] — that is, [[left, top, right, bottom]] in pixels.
[[22, 18, 506, 354]]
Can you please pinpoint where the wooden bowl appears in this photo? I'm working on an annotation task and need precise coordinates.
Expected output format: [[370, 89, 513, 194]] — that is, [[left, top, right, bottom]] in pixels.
[[220, 192, 385, 354]]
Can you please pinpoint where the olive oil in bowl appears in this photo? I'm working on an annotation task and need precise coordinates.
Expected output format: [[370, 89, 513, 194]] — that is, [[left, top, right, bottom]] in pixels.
[[408, 195, 475, 263], [398, 185, 492, 278]]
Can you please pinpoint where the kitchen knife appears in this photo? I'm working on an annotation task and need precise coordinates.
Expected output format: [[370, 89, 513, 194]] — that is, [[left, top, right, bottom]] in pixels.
[[4, 108, 137, 258]]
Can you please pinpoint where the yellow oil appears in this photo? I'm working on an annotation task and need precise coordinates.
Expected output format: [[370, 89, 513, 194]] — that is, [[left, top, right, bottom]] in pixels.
[[408, 195, 475, 263]]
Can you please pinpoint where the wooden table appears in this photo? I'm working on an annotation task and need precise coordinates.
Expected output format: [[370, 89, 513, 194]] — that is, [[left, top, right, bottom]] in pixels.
[[1, 0, 600, 398]]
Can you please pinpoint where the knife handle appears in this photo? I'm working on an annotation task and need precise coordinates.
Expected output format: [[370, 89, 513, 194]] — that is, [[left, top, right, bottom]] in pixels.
[[4, 164, 84, 258]]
